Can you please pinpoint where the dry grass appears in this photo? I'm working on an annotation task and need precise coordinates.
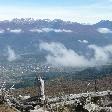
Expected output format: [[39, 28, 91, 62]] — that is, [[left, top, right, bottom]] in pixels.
[[13, 75, 112, 97], [0, 104, 16, 112]]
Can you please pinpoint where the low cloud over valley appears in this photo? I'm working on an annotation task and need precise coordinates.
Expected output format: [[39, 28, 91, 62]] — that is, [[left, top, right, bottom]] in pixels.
[[40, 42, 112, 67]]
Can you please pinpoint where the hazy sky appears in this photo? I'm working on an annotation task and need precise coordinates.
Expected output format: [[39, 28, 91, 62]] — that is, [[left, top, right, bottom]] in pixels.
[[0, 0, 112, 23]]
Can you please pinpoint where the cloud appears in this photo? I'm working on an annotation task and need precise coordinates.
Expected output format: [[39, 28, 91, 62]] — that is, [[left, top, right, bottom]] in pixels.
[[7, 46, 17, 61], [42, 28, 73, 33], [39, 42, 112, 67], [97, 28, 112, 34], [39, 42, 90, 67], [78, 40, 89, 44], [29, 28, 72, 33], [0, 29, 5, 33], [10, 29, 22, 33], [88, 45, 112, 64], [29, 29, 43, 33]]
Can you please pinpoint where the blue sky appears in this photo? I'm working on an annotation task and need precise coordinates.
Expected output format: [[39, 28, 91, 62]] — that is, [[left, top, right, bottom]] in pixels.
[[0, 0, 112, 23], [0, 0, 96, 6]]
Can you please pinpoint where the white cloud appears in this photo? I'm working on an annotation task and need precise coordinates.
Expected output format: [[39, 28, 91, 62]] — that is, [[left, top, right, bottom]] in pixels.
[[7, 46, 17, 61], [39, 42, 112, 67], [88, 45, 112, 64], [30, 28, 72, 33], [78, 40, 89, 44], [42, 28, 72, 33], [39, 42, 90, 67], [29, 29, 43, 33], [0, 29, 5, 33], [42, 28, 53, 32], [97, 28, 112, 34], [10, 29, 22, 33], [60, 29, 73, 33]]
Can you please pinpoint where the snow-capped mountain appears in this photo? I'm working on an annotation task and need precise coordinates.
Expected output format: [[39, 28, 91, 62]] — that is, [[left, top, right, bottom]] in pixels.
[[0, 18, 112, 64]]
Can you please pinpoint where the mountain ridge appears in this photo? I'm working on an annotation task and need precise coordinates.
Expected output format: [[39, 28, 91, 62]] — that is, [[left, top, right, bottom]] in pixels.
[[0, 18, 112, 30]]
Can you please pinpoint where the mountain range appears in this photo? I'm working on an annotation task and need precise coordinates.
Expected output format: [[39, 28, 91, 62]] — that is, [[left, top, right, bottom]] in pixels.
[[0, 18, 112, 65]]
